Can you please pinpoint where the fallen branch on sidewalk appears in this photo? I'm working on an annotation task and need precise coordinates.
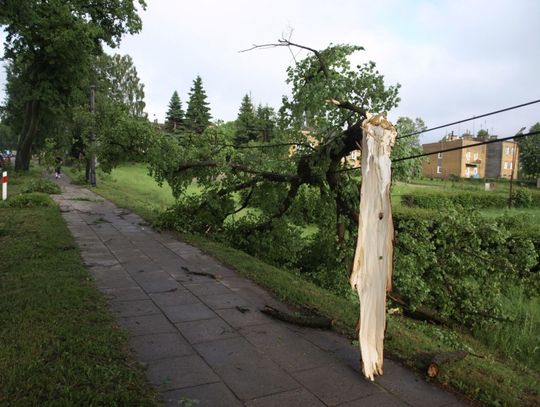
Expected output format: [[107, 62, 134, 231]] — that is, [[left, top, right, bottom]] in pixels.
[[260, 305, 333, 329]]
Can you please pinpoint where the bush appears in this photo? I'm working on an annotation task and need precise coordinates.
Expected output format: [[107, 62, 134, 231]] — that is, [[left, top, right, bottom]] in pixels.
[[224, 217, 307, 271], [21, 178, 61, 194], [511, 189, 533, 208], [1, 192, 56, 208], [402, 190, 507, 209], [393, 207, 539, 327]]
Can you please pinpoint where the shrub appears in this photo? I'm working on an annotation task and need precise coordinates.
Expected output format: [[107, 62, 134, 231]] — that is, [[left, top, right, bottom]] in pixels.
[[511, 189, 533, 208], [393, 207, 539, 327], [1, 192, 56, 208], [401, 190, 508, 209], [21, 178, 61, 194]]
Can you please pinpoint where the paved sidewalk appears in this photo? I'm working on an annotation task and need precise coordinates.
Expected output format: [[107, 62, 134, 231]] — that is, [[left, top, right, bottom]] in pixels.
[[52, 178, 467, 407]]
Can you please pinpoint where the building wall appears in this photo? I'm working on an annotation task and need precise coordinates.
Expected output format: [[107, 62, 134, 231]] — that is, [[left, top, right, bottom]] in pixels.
[[422, 138, 518, 180], [499, 141, 518, 179], [486, 142, 502, 178], [422, 139, 464, 179], [461, 140, 486, 178]]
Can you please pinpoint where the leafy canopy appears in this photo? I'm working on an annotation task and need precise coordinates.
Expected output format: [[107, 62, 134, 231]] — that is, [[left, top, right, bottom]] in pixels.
[[519, 122, 540, 179]]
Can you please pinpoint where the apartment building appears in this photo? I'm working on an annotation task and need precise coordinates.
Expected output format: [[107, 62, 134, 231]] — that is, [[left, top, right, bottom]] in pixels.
[[422, 136, 486, 179], [485, 140, 519, 179], [422, 135, 519, 179]]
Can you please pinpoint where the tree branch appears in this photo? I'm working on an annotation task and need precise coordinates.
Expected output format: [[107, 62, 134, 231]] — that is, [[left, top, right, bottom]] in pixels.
[[328, 99, 367, 117], [174, 160, 299, 184], [240, 38, 330, 78]]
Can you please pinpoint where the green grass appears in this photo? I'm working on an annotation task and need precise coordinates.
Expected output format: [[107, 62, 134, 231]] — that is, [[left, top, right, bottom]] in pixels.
[[65, 163, 177, 222], [78, 162, 540, 407], [0, 169, 159, 406]]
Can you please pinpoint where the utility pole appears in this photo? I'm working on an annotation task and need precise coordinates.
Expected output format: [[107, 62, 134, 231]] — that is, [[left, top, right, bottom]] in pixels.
[[508, 127, 525, 208], [89, 85, 97, 187]]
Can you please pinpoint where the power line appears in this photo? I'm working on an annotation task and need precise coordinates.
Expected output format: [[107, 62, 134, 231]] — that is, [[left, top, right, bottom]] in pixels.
[[398, 99, 540, 140], [336, 130, 540, 173], [393, 130, 538, 163]]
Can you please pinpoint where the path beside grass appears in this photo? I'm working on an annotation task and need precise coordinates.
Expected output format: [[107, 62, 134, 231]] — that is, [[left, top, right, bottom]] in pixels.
[[50, 174, 467, 407], [0, 170, 159, 405]]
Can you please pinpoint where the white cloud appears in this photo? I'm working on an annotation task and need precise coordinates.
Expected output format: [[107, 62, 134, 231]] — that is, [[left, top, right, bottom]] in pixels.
[[1, 0, 539, 141]]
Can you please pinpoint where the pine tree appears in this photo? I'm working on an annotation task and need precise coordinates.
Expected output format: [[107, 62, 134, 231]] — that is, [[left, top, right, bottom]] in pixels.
[[185, 76, 211, 134], [255, 104, 276, 142], [234, 94, 258, 146], [165, 90, 184, 131]]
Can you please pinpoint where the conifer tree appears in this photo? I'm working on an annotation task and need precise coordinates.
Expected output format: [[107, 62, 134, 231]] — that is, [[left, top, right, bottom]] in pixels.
[[255, 104, 276, 142], [165, 90, 184, 131], [185, 76, 211, 134], [234, 94, 258, 145]]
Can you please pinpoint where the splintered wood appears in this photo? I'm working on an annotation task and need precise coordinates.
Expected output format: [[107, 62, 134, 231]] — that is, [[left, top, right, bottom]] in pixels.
[[350, 113, 396, 381]]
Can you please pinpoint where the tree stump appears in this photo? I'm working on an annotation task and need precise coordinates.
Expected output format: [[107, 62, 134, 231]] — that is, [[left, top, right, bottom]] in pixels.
[[350, 113, 397, 380]]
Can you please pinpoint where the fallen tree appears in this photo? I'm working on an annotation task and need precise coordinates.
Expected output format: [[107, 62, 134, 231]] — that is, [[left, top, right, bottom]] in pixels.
[[150, 39, 401, 379]]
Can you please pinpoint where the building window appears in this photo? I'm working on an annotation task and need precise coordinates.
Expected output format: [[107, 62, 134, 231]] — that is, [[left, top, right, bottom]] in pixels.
[[350, 151, 357, 160], [474, 152, 479, 160], [437, 152, 443, 159], [505, 147, 511, 155], [436, 166, 442, 174], [465, 167, 470, 177], [503, 162, 509, 169], [509, 162, 513, 170], [466, 151, 471, 162], [473, 168, 478, 175]]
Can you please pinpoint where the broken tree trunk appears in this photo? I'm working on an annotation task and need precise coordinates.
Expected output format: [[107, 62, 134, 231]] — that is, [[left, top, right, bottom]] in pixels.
[[426, 351, 468, 378], [350, 113, 397, 381]]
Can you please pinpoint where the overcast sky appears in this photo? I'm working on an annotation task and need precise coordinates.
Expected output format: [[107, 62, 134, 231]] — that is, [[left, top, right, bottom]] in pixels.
[[2, 0, 540, 143]]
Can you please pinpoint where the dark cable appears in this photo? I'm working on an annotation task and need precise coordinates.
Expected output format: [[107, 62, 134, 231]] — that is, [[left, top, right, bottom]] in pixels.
[[336, 130, 540, 173], [398, 99, 540, 139], [393, 130, 538, 163]]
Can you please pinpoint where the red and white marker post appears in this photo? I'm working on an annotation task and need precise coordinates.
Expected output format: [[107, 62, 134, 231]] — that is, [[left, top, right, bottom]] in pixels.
[[2, 171, 7, 201]]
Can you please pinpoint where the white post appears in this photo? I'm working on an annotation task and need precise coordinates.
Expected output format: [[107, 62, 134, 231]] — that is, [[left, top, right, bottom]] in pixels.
[[2, 171, 7, 200]]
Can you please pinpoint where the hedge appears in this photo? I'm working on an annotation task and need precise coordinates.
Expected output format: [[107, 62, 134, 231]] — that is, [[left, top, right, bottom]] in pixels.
[[401, 189, 540, 209]]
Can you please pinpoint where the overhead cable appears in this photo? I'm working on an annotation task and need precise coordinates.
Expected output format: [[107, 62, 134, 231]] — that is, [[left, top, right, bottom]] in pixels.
[[398, 99, 540, 140]]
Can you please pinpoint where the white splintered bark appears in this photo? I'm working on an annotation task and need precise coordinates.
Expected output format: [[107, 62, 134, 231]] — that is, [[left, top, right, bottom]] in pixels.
[[350, 113, 396, 381]]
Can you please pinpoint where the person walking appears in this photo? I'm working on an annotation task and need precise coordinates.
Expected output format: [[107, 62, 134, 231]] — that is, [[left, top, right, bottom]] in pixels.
[[54, 156, 63, 179]]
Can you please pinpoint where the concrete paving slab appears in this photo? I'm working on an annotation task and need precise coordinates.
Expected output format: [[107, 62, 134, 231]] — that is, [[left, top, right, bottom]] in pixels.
[[240, 323, 334, 372], [215, 307, 270, 329], [199, 293, 250, 310], [176, 317, 238, 344], [102, 286, 149, 302], [149, 290, 200, 307], [337, 392, 408, 407], [195, 336, 299, 400], [118, 314, 177, 336], [377, 360, 463, 407], [161, 302, 217, 323], [245, 388, 326, 407], [129, 332, 193, 362], [110, 299, 162, 318], [162, 382, 243, 407], [146, 355, 220, 392], [291, 364, 382, 406], [183, 281, 233, 296]]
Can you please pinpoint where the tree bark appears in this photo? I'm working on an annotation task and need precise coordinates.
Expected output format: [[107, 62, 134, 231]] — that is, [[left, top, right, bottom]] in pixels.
[[15, 100, 42, 171], [350, 114, 396, 381], [426, 351, 468, 378]]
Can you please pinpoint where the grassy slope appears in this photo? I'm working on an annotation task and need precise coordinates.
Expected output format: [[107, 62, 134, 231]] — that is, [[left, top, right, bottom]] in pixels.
[[78, 163, 540, 407], [0, 168, 159, 406]]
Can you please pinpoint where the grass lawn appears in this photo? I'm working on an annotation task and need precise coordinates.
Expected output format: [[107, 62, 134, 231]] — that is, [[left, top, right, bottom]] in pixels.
[[75, 163, 540, 407], [0, 168, 159, 405]]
